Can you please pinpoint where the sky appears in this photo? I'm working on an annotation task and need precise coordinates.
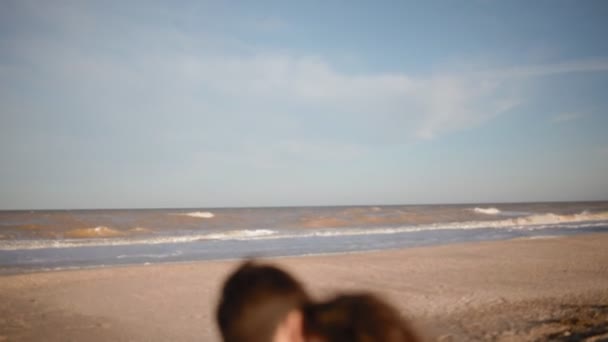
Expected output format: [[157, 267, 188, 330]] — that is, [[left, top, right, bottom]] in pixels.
[[1, 0, 608, 209]]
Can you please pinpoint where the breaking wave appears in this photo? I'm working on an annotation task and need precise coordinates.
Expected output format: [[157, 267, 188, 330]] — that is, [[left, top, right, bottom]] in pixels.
[[177, 211, 215, 218], [472, 207, 501, 215], [307, 211, 608, 237], [0, 229, 277, 251], [116, 250, 183, 259], [65, 226, 125, 238], [1, 211, 607, 251], [206, 229, 275, 239]]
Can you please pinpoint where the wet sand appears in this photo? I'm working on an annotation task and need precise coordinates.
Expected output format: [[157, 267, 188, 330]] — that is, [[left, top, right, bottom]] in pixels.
[[1, 233, 607, 341]]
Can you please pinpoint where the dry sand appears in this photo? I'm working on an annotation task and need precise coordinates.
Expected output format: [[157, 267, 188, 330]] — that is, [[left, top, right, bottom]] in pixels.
[[1, 233, 608, 341]]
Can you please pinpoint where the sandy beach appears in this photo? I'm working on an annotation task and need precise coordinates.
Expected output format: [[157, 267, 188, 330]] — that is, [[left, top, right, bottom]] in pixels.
[[1, 233, 607, 341]]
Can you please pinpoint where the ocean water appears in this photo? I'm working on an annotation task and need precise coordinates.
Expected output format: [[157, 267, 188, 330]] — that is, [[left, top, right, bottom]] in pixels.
[[1, 202, 607, 274]]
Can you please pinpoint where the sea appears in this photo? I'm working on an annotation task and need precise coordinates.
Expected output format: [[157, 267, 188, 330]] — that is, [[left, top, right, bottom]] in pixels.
[[1, 201, 607, 274]]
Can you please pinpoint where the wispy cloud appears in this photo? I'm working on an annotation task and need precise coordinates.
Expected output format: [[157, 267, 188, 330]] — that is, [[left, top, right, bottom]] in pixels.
[[2, 1, 608, 208], [551, 112, 585, 124], [1, 1, 606, 151], [482, 59, 608, 79]]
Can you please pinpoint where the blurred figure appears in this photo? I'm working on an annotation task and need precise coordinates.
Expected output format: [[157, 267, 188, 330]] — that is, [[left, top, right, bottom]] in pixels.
[[217, 261, 419, 342], [303, 293, 419, 342], [216, 261, 310, 342]]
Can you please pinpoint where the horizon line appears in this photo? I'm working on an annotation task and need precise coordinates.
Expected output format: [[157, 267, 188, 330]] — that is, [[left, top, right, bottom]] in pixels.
[[1, 199, 607, 211]]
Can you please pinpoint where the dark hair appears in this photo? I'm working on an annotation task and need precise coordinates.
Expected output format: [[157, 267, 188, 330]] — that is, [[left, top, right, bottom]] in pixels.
[[303, 293, 419, 342], [216, 261, 310, 342]]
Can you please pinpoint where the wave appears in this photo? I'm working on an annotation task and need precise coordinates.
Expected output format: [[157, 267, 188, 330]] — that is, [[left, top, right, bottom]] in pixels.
[[64, 226, 125, 238], [510, 211, 608, 225], [472, 207, 501, 215], [130, 227, 152, 233], [206, 229, 275, 239], [116, 250, 183, 259], [1, 211, 607, 251], [428, 210, 608, 230], [0, 229, 278, 251], [177, 211, 215, 218], [309, 219, 608, 238]]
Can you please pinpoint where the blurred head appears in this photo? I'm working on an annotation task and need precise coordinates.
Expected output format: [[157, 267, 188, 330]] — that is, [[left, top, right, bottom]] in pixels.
[[216, 261, 310, 342], [303, 293, 419, 342]]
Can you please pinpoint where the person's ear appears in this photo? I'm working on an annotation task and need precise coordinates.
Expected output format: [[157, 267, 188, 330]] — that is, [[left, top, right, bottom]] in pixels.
[[285, 309, 304, 342], [273, 309, 304, 342]]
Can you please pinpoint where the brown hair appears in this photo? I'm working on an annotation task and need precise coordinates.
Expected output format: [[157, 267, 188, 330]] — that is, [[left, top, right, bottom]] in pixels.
[[216, 261, 310, 342], [303, 293, 419, 342]]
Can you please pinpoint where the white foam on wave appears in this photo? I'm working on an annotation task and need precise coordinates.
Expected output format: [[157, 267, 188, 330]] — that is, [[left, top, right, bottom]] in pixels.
[[0, 229, 277, 251], [206, 229, 276, 239], [302, 211, 608, 238], [65, 226, 125, 238], [116, 250, 183, 259], [177, 211, 215, 218], [1, 211, 607, 251], [436, 210, 608, 230], [517, 235, 562, 240], [472, 207, 501, 215]]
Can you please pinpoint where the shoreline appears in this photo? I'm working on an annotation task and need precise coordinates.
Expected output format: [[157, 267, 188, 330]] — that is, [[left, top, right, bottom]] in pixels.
[[1, 230, 603, 276], [1, 233, 608, 341]]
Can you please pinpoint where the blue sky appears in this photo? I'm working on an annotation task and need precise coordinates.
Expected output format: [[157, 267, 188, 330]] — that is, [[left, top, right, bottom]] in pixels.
[[1, 1, 607, 209]]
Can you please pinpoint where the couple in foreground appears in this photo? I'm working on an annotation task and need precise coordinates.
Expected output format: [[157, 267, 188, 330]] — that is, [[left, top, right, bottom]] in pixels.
[[216, 261, 419, 342]]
